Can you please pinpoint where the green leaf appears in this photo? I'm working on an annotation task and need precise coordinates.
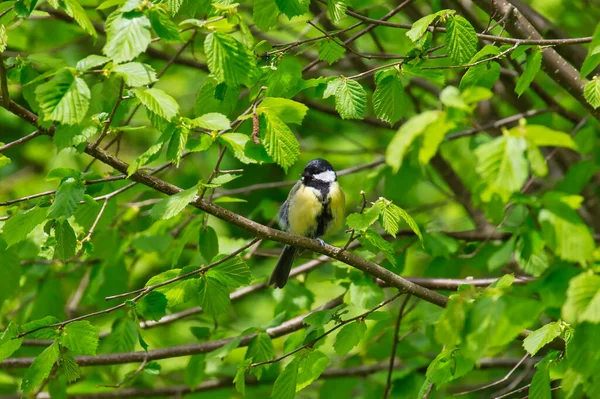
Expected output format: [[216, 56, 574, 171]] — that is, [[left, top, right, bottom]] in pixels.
[[275, 0, 309, 19], [76, 55, 110, 72], [562, 272, 600, 323], [347, 279, 384, 310], [54, 220, 77, 261], [49, 177, 86, 221], [319, 38, 346, 65], [204, 32, 256, 86], [35, 69, 90, 125], [2, 206, 48, 247], [327, 78, 366, 120], [0, 322, 23, 362], [20, 317, 61, 340], [195, 76, 239, 117], [523, 322, 562, 355], [106, 319, 137, 354], [146, 269, 198, 308], [258, 97, 308, 125], [440, 86, 469, 111], [21, 341, 60, 393], [265, 56, 302, 98], [208, 255, 253, 289], [58, 353, 81, 383], [220, 133, 259, 164], [581, 24, 600, 77], [199, 225, 219, 262], [386, 110, 441, 172], [127, 127, 173, 176], [426, 348, 474, 386], [166, 124, 189, 167], [210, 173, 241, 186], [103, 11, 151, 63], [198, 275, 231, 318], [271, 356, 299, 399], [234, 362, 248, 395], [357, 229, 396, 266], [189, 112, 231, 130], [460, 45, 501, 90], [515, 47, 542, 96], [373, 73, 406, 125], [334, 321, 366, 356], [62, 0, 97, 37], [475, 136, 528, 202], [133, 87, 179, 120], [166, 0, 184, 15], [112, 62, 157, 87], [149, 7, 182, 43], [345, 203, 382, 232], [525, 125, 577, 149], [445, 15, 478, 65], [377, 199, 423, 242], [326, 0, 347, 25], [529, 363, 551, 399], [584, 77, 600, 109], [526, 140, 548, 177], [150, 186, 197, 220], [296, 350, 329, 391], [246, 333, 274, 377], [254, 0, 279, 31], [61, 321, 99, 356], [260, 112, 300, 172], [187, 135, 214, 153], [184, 354, 206, 388], [406, 10, 453, 42], [137, 291, 168, 321], [419, 111, 454, 165]]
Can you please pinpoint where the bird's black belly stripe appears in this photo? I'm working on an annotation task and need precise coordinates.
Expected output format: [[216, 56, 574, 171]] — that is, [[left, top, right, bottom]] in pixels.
[[314, 201, 333, 238]]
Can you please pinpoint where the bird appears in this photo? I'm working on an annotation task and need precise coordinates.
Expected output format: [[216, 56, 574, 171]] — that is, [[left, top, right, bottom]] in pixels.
[[268, 158, 346, 288]]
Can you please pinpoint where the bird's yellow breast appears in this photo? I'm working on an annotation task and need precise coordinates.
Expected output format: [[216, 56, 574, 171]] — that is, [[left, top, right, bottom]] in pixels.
[[287, 185, 322, 237]]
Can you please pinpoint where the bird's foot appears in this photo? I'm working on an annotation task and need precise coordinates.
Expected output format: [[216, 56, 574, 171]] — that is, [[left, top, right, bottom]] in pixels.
[[316, 238, 326, 247]]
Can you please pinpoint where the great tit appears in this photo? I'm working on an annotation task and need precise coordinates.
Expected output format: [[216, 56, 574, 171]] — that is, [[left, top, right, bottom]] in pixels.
[[268, 158, 346, 288]]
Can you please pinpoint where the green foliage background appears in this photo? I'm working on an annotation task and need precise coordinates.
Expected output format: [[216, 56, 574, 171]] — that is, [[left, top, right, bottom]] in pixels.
[[1, 0, 600, 398]]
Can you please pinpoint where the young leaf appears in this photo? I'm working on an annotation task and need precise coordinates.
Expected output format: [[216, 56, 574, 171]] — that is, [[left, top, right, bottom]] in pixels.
[[562, 272, 600, 323], [515, 47, 542, 96], [358, 229, 397, 266], [2, 206, 48, 247], [348, 279, 384, 310], [148, 7, 182, 43], [220, 133, 259, 164], [103, 11, 151, 63], [0, 322, 23, 362], [245, 333, 275, 375], [271, 356, 299, 399], [48, 177, 86, 221], [208, 255, 253, 289], [204, 33, 256, 86], [319, 38, 346, 65], [190, 113, 231, 130], [76, 55, 110, 72], [275, 0, 309, 19], [198, 275, 231, 318], [326, 0, 347, 25], [195, 76, 239, 117], [150, 186, 197, 220], [406, 10, 453, 42], [373, 73, 406, 125], [199, 225, 219, 262], [234, 362, 248, 395], [133, 88, 179, 121], [258, 97, 308, 125], [334, 321, 366, 356], [61, 321, 99, 356], [21, 341, 61, 393], [525, 125, 577, 150], [54, 220, 77, 261], [61, 0, 97, 37], [378, 199, 423, 243], [523, 322, 562, 355], [330, 78, 367, 120], [127, 126, 175, 176], [59, 353, 81, 383], [112, 62, 157, 87], [35, 69, 90, 125], [581, 24, 600, 77], [529, 363, 551, 399], [583, 77, 600, 109], [296, 350, 329, 391], [260, 112, 300, 172], [137, 291, 168, 322], [166, 124, 190, 167], [254, 0, 279, 31], [445, 15, 478, 65], [184, 354, 206, 388], [460, 45, 501, 90], [106, 319, 137, 354], [265, 56, 302, 98]]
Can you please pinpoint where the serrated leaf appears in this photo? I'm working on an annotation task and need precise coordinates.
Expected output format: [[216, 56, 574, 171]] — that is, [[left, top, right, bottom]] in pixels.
[[330, 78, 366, 120], [208, 255, 253, 288], [334, 321, 366, 356], [296, 350, 329, 392], [35, 69, 90, 125], [106, 318, 137, 354], [475, 136, 528, 202], [348, 279, 384, 310], [515, 47, 542, 96], [529, 364, 551, 399], [199, 225, 219, 262], [271, 356, 299, 399], [195, 75, 239, 117], [584, 77, 600, 109], [234, 363, 248, 395], [358, 229, 396, 266], [150, 186, 197, 220], [103, 11, 151, 63], [345, 203, 382, 232], [210, 173, 241, 186], [190, 112, 231, 130], [562, 272, 600, 323], [62, 0, 97, 38], [245, 333, 274, 377], [149, 7, 182, 43], [204, 32, 256, 86], [386, 110, 441, 173], [20, 317, 61, 340], [166, 0, 184, 15], [265, 56, 302, 98], [254, 0, 279, 31], [326, 0, 347, 24], [319, 38, 345, 64], [406, 10, 453, 42], [2, 206, 48, 247], [275, 0, 309, 19], [378, 200, 423, 243], [258, 97, 308, 125], [21, 341, 60, 393], [59, 353, 81, 383], [419, 112, 454, 165], [48, 177, 85, 220], [133, 87, 179, 120], [373, 73, 406, 125], [260, 112, 300, 172], [146, 269, 198, 307], [581, 24, 600, 77], [523, 322, 562, 355], [61, 321, 99, 356], [54, 220, 77, 261], [184, 354, 206, 388], [220, 133, 259, 164], [198, 275, 231, 318], [76, 55, 110, 72], [524, 125, 577, 149], [526, 140, 548, 177], [445, 15, 478, 65], [166, 124, 189, 167], [0, 322, 23, 362], [112, 62, 157, 87], [137, 291, 168, 321]]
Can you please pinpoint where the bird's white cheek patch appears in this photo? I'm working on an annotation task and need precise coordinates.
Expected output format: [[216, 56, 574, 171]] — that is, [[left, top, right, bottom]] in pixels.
[[313, 170, 336, 182]]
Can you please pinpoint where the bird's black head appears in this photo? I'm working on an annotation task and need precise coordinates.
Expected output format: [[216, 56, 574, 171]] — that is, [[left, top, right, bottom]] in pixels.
[[301, 158, 337, 184]]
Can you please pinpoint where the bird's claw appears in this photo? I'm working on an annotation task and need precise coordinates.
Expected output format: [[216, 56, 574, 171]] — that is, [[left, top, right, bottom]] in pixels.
[[316, 238, 326, 247]]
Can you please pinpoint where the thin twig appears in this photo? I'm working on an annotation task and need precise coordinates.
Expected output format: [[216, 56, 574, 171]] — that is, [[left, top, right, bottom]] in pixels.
[[91, 79, 125, 150], [454, 354, 529, 396], [383, 294, 412, 398]]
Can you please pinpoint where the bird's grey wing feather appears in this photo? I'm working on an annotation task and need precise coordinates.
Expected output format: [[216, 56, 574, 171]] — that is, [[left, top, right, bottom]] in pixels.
[[277, 181, 302, 231]]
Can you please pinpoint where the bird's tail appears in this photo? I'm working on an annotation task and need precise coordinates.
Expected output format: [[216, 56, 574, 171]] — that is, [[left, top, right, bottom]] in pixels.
[[268, 245, 298, 288]]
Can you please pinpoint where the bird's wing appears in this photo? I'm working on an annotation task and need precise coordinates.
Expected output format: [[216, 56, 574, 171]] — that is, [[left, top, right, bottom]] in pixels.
[[277, 180, 302, 231]]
